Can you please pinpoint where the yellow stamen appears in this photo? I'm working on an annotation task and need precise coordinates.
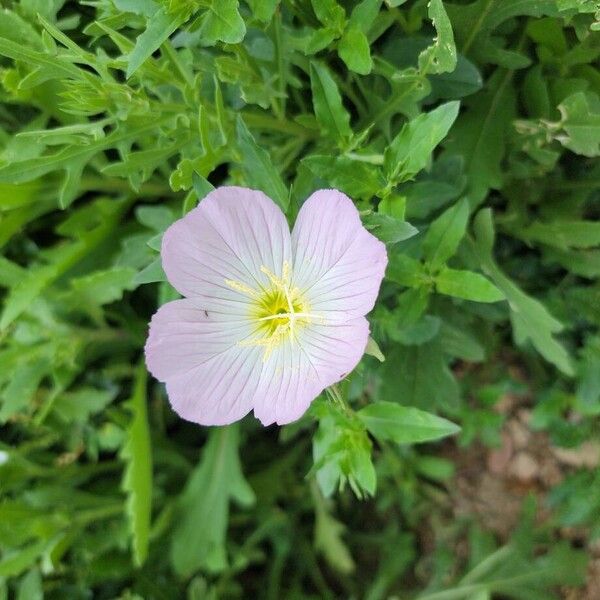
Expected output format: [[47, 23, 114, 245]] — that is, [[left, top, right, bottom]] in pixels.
[[225, 262, 323, 361]]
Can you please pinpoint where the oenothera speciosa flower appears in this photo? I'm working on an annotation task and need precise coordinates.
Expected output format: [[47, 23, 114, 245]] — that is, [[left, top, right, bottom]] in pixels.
[[145, 187, 387, 426]]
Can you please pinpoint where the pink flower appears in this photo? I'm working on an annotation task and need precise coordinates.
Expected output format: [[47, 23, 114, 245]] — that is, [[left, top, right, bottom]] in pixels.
[[144, 187, 387, 426]]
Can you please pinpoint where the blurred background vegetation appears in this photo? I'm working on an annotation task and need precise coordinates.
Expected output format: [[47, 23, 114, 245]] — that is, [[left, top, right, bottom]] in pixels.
[[0, 0, 599, 598]]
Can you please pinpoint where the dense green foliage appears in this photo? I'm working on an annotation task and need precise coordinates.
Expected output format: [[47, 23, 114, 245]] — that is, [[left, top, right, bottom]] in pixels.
[[0, 0, 599, 597]]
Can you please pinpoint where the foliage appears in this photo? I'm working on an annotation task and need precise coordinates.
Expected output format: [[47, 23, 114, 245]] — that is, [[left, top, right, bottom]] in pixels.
[[0, 0, 598, 597]]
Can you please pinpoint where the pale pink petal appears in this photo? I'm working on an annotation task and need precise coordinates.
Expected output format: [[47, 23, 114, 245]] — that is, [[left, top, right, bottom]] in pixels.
[[161, 187, 292, 307], [252, 318, 370, 425], [145, 298, 263, 425], [291, 190, 387, 321]]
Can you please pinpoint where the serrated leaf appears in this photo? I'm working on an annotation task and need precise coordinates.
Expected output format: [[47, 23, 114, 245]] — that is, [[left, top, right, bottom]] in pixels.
[[472, 209, 574, 375], [196, 0, 246, 46], [303, 155, 384, 199], [171, 425, 255, 575], [127, 7, 190, 78], [120, 364, 152, 567], [357, 401, 460, 444]]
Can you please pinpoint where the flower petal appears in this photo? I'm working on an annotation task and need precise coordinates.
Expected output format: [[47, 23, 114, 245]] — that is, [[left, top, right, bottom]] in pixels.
[[252, 317, 370, 425], [161, 187, 292, 308], [291, 189, 387, 320], [145, 298, 264, 425]]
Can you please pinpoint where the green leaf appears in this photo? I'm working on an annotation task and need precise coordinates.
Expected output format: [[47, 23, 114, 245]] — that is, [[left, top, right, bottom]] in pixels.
[[302, 155, 384, 200], [127, 7, 190, 78], [386, 253, 425, 287], [556, 92, 600, 156], [422, 197, 469, 270], [17, 569, 42, 600], [312, 401, 376, 499], [443, 69, 517, 205], [312, 484, 355, 574], [381, 340, 460, 410], [447, 0, 558, 68], [120, 364, 152, 567], [69, 267, 136, 306], [357, 402, 460, 444], [338, 27, 372, 75], [196, 0, 246, 46], [53, 388, 116, 423], [246, 0, 279, 22], [236, 116, 289, 211], [132, 257, 167, 286], [363, 213, 418, 244], [311, 0, 346, 30], [309, 61, 352, 142], [171, 425, 255, 575], [365, 336, 385, 361], [0, 540, 48, 578], [418, 0, 457, 75], [192, 172, 215, 202], [472, 209, 574, 375], [520, 219, 600, 249], [384, 101, 460, 183], [348, 0, 382, 32], [435, 267, 505, 303]]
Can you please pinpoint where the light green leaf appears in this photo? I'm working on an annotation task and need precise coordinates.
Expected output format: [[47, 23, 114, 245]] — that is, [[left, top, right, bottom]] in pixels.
[[556, 92, 600, 156], [338, 27, 372, 75], [302, 155, 384, 200], [357, 401, 460, 444], [386, 253, 425, 287], [422, 197, 469, 270], [69, 267, 136, 306], [418, 0, 457, 75], [120, 364, 152, 567], [236, 116, 289, 211], [53, 388, 116, 423], [132, 257, 166, 286], [363, 213, 418, 244], [17, 569, 42, 600], [384, 101, 460, 183], [348, 0, 382, 32], [196, 0, 246, 46], [311, 0, 346, 30], [365, 336, 385, 361], [435, 267, 505, 303], [0, 540, 48, 578], [309, 61, 352, 142], [127, 7, 190, 78], [246, 0, 279, 22], [171, 425, 255, 575]]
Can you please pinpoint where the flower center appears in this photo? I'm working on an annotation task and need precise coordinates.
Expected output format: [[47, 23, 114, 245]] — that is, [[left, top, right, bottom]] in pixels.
[[225, 261, 317, 361]]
